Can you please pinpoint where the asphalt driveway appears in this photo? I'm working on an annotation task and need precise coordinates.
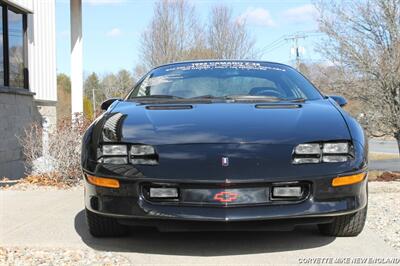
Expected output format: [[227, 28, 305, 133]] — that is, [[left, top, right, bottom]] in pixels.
[[1, 188, 399, 265], [369, 140, 399, 154], [369, 159, 400, 171], [368, 139, 400, 171]]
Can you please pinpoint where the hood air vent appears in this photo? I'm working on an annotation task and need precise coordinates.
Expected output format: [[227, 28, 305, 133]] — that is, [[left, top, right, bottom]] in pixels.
[[146, 105, 193, 110], [255, 104, 302, 109]]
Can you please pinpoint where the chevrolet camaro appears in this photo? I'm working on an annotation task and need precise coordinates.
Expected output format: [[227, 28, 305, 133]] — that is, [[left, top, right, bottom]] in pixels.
[[81, 60, 368, 237]]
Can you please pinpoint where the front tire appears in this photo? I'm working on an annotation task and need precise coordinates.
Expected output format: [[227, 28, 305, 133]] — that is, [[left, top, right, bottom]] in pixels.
[[318, 206, 367, 237], [86, 208, 128, 237]]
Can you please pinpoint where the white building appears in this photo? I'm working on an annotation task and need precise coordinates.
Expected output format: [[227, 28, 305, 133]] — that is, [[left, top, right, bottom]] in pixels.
[[0, 0, 57, 178]]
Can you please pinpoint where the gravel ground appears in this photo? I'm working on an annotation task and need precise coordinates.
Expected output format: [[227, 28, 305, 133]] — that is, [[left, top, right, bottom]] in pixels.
[[0, 247, 131, 266], [0, 181, 84, 191], [367, 181, 400, 252]]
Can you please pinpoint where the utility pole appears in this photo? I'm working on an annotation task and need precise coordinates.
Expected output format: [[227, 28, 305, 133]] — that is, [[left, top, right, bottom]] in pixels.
[[285, 33, 306, 70], [294, 36, 300, 70], [262, 31, 324, 70]]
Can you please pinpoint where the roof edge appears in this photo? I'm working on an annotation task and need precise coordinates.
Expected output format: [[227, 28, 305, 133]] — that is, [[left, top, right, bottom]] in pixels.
[[3, 0, 34, 13]]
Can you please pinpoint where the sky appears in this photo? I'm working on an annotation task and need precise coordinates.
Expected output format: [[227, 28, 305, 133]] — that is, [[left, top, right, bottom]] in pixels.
[[56, 0, 324, 76]]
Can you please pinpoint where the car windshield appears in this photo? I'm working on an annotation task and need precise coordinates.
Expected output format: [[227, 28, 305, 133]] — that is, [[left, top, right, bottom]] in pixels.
[[128, 61, 323, 101]]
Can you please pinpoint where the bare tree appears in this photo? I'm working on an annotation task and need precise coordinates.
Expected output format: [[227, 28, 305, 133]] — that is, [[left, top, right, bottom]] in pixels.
[[101, 73, 118, 100], [133, 64, 148, 81], [208, 6, 257, 59], [19, 116, 92, 186], [300, 63, 355, 96], [140, 0, 204, 68], [139, 1, 258, 69], [101, 70, 134, 99], [300, 62, 366, 122], [315, 0, 400, 153]]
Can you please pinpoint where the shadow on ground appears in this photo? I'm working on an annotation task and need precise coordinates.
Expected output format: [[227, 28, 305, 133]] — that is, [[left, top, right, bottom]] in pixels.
[[74, 210, 335, 256]]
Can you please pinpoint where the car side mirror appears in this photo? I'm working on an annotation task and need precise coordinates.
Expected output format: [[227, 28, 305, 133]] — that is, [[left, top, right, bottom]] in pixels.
[[101, 98, 121, 110], [329, 95, 347, 107]]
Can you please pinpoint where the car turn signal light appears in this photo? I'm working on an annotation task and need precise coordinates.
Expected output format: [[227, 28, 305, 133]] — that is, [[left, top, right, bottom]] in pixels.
[[87, 175, 120, 188], [332, 172, 366, 187]]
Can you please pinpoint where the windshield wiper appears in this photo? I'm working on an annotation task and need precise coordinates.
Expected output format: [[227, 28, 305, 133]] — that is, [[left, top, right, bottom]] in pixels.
[[189, 95, 223, 99], [224, 95, 282, 101], [224, 95, 306, 102], [130, 94, 306, 103]]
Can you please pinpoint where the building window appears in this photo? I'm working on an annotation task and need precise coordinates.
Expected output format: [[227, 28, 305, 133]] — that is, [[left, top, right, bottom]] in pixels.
[[1, 3, 28, 89]]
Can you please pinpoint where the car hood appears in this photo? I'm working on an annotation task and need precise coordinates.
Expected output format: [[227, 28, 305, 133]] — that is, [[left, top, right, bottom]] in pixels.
[[115, 99, 350, 145]]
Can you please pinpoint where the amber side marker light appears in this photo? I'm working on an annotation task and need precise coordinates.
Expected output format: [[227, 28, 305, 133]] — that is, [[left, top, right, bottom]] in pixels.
[[87, 175, 120, 188], [332, 172, 366, 187]]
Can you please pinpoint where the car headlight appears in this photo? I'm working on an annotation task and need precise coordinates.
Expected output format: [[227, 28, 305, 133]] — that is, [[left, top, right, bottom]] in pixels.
[[102, 144, 128, 156], [322, 155, 348, 163], [99, 144, 128, 165], [98, 144, 159, 165], [102, 157, 128, 164], [130, 145, 158, 165], [322, 143, 349, 154], [293, 157, 320, 164], [294, 143, 320, 155], [130, 145, 155, 156], [293, 142, 351, 164]]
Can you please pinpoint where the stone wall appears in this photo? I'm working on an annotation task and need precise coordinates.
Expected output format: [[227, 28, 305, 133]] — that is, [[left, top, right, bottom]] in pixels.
[[0, 88, 42, 179]]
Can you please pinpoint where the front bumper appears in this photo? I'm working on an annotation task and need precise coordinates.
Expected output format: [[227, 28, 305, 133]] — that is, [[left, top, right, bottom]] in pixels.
[[83, 171, 368, 224]]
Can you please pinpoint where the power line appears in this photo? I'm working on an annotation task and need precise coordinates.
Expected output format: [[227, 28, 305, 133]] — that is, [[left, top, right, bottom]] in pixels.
[[261, 31, 326, 69], [260, 35, 290, 54]]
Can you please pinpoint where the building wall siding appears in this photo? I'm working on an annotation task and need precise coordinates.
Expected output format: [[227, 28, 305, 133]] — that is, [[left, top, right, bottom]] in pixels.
[[0, 0, 57, 179], [28, 0, 57, 102]]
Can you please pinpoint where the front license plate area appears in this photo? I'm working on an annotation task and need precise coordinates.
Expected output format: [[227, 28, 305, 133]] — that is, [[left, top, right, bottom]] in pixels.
[[180, 187, 270, 206], [142, 182, 310, 206]]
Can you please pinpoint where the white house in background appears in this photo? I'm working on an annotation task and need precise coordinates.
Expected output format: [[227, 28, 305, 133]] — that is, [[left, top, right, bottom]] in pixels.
[[0, 0, 57, 179]]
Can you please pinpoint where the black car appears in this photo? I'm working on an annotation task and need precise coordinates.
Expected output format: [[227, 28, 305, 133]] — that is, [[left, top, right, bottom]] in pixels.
[[81, 60, 368, 237]]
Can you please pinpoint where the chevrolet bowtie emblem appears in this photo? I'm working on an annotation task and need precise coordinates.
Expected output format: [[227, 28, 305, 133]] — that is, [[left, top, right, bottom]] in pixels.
[[214, 191, 239, 203], [221, 157, 229, 167]]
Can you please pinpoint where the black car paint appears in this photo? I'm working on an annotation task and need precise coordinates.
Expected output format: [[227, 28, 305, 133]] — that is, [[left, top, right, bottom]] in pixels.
[[81, 61, 368, 229]]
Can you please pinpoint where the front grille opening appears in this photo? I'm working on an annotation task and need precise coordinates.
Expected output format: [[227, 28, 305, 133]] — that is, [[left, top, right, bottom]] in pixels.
[[270, 182, 310, 201], [141, 182, 311, 206], [142, 184, 180, 202]]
